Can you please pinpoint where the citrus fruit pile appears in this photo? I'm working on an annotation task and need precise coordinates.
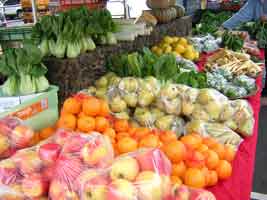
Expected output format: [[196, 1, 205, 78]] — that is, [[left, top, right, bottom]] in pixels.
[[151, 36, 199, 61]]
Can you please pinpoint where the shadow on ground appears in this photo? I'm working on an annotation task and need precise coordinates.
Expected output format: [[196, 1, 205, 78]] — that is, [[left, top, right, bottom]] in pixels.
[[253, 106, 267, 194]]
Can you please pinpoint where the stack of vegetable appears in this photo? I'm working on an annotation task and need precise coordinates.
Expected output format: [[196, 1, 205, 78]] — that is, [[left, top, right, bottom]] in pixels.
[[193, 10, 232, 35], [151, 36, 199, 61], [222, 31, 244, 52], [32, 6, 117, 58], [189, 34, 221, 53], [0, 42, 49, 96]]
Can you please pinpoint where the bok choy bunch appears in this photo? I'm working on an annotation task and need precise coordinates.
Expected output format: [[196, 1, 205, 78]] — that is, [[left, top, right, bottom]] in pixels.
[[32, 7, 117, 58], [0, 42, 49, 96]]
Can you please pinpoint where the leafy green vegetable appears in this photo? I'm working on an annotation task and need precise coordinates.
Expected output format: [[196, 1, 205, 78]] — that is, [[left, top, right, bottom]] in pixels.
[[0, 42, 50, 96], [175, 71, 207, 88], [222, 31, 244, 51]]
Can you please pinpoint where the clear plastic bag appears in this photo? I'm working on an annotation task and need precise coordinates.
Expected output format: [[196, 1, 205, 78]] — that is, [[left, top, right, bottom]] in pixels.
[[0, 129, 114, 199], [186, 120, 243, 150], [72, 148, 172, 200], [0, 117, 35, 159]]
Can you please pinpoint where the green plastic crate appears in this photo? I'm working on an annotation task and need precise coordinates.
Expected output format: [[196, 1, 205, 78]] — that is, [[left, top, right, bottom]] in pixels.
[[0, 85, 59, 131]]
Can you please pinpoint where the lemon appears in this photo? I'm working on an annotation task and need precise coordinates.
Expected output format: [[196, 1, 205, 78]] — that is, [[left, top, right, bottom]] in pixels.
[[175, 44, 186, 54], [164, 46, 172, 53], [151, 46, 158, 52], [194, 51, 200, 60], [187, 45, 195, 52], [155, 48, 163, 56], [183, 49, 195, 61], [163, 36, 173, 44], [173, 36, 180, 43], [178, 37, 188, 46], [172, 51, 181, 57], [162, 43, 170, 49]]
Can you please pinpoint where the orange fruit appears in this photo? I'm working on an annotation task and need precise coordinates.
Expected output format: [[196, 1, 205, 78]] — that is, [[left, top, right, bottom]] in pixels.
[[184, 168, 206, 188], [172, 161, 186, 177], [171, 176, 183, 186], [39, 127, 55, 140], [103, 128, 116, 139], [160, 131, 177, 143], [134, 127, 150, 140], [114, 119, 129, 133], [117, 137, 138, 154], [204, 150, 220, 170], [77, 116, 95, 133], [224, 145, 236, 162], [206, 170, 218, 187], [181, 134, 202, 149], [82, 97, 101, 117], [95, 117, 110, 133], [128, 126, 137, 136], [197, 144, 209, 153], [203, 137, 217, 148], [216, 160, 232, 180], [78, 112, 87, 118], [116, 132, 130, 140], [29, 132, 40, 146], [162, 140, 187, 163], [57, 113, 77, 130], [63, 97, 81, 114], [99, 100, 110, 117], [185, 151, 205, 169], [139, 134, 160, 148], [201, 167, 209, 184], [212, 143, 225, 160]]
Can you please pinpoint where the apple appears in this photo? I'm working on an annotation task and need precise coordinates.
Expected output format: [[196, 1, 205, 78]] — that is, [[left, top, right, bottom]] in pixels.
[[49, 180, 69, 200], [14, 150, 43, 175], [0, 117, 20, 136], [38, 143, 61, 165], [62, 135, 87, 154], [135, 149, 172, 175], [11, 125, 34, 148], [81, 142, 109, 167], [53, 155, 84, 184], [80, 171, 108, 200], [172, 185, 190, 200], [22, 173, 49, 198], [135, 171, 170, 200], [189, 189, 216, 200], [0, 134, 10, 156], [110, 157, 139, 181], [0, 159, 18, 185], [107, 179, 137, 200], [53, 129, 72, 145]]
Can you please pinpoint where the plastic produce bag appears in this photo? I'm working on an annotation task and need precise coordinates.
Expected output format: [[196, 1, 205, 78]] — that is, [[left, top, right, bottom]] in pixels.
[[186, 120, 243, 150], [71, 148, 172, 200], [0, 129, 114, 199], [0, 117, 35, 159], [172, 184, 216, 200]]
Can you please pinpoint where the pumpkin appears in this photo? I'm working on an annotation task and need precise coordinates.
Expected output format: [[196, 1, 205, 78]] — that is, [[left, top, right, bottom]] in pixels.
[[152, 7, 177, 23], [172, 4, 185, 18], [146, 0, 170, 9]]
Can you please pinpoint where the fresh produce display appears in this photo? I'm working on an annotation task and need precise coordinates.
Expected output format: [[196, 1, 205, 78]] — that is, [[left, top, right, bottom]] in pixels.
[[0, 117, 34, 159], [239, 20, 267, 48], [189, 34, 221, 53], [205, 49, 262, 78], [32, 7, 117, 58], [207, 68, 257, 99], [222, 31, 244, 51], [0, 129, 113, 199], [151, 36, 199, 60], [0, 43, 49, 96], [193, 10, 232, 35]]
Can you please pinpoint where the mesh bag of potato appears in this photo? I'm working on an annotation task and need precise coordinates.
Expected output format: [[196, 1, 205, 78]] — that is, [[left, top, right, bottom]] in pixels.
[[0, 117, 35, 159], [0, 129, 114, 199]]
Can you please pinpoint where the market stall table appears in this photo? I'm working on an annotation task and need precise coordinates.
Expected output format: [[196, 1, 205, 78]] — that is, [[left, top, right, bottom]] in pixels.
[[197, 50, 264, 200]]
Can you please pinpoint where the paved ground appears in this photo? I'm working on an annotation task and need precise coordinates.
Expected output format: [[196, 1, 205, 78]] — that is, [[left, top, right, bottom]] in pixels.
[[253, 104, 267, 195]]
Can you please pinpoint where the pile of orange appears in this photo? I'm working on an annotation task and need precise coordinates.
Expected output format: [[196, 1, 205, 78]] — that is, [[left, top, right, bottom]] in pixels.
[[40, 94, 236, 189], [164, 133, 236, 188]]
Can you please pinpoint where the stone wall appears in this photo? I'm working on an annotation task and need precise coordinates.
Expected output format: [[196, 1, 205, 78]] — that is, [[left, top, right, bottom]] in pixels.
[[44, 16, 192, 102]]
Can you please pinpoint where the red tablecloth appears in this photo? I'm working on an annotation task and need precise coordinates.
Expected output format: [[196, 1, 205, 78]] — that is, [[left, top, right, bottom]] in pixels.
[[197, 50, 264, 200]]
